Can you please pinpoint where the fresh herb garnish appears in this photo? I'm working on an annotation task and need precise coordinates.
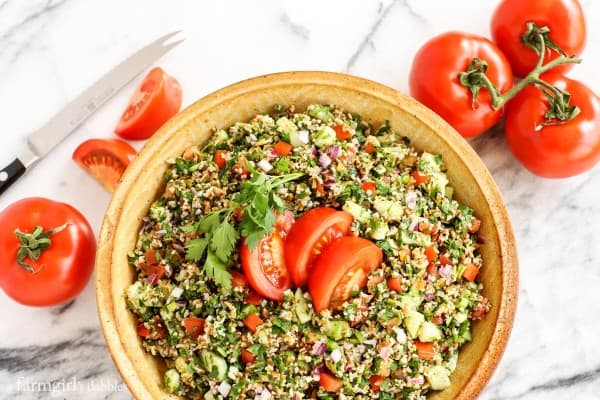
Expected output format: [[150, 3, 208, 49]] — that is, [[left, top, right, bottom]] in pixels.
[[184, 164, 303, 289], [185, 211, 238, 292], [235, 164, 303, 250]]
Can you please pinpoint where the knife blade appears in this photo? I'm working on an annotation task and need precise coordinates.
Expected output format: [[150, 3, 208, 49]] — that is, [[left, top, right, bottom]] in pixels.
[[0, 31, 183, 196]]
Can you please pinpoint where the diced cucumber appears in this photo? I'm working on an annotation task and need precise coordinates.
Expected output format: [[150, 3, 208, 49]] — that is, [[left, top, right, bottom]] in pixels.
[[418, 322, 442, 342], [312, 126, 336, 147], [294, 289, 312, 324], [200, 350, 228, 380], [213, 129, 228, 144], [276, 117, 300, 145], [370, 219, 390, 240], [163, 369, 181, 394], [425, 366, 451, 390], [343, 200, 370, 223], [322, 320, 352, 341], [307, 104, 333, 122], [399, 230, 432, 247], [404, 310, 425, 339], [373, 198, 404, 222]]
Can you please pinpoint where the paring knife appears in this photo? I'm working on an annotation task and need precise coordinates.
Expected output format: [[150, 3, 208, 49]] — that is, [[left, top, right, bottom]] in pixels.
[[0, 31, 183, 195]]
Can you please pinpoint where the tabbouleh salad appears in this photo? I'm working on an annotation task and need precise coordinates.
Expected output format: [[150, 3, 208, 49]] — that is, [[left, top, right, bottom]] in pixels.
[[125, 104, 490, 399]]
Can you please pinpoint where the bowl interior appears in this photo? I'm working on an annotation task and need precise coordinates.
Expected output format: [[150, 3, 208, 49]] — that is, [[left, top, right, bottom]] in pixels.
[[96, 71, 517, 400]]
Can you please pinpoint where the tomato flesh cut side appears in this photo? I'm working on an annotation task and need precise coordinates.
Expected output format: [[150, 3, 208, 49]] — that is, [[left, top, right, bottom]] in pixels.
[[241, 231, 290, 301], [284, 207, 354, 287], [115, 67, 182, 140], [308, 236, 383, 313], [72, 139, 136, 192]]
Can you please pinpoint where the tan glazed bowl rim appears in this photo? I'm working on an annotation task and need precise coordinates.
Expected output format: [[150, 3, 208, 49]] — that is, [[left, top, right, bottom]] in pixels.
[[95, 71, 518, 400]]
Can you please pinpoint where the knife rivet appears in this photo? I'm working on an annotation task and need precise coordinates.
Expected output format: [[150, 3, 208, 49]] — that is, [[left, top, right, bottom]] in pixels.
[[0, 171, 8, 182]]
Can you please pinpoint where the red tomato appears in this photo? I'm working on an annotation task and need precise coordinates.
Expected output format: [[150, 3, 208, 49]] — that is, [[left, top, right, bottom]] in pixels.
[[244, 290, 263, 306], [411, 170, 429, 186], [409, 32, 513, 138], [241, 349, 257, 364], [361, 181, 377, 195], [275, 210, 295, 237], [243, 313, 264, 333], [363, 142, 376, 154], [462, 263, 480, 282], [369, 376, 384, 392], [231, 270, 249, 288], [183, 317, 205, 339], [308, 237, 383, 313], [0, 198, 96, 306], [241, 231, 290, 301], [387, 277, 402, 292], [213, 150, 228, 169], [273, 141, 293, 156], [491, 0, 586, 77], [137, 324, 152, 338], [333, 124, 351, 140], [440, 253, 452, 266], [72, 138, 137, 192], [319, 371, 341, 392], [284, 207, 354, 287], [115, 67, 182, 140], [424, 244, 438, 263], [505, 74, 600, 178], [414, 340, 435, 360]]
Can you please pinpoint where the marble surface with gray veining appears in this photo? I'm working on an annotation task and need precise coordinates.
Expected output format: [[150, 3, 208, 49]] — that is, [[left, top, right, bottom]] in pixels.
[[0, 0, 599, 399]]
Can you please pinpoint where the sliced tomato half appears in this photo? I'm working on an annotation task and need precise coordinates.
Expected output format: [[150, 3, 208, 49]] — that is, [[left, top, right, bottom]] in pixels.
[[72, 138, 137, 192], [284, 207, 353, 287], [115, 67, 182, 140], [241, 230, 290, 301], [308, 236, 383, 313]]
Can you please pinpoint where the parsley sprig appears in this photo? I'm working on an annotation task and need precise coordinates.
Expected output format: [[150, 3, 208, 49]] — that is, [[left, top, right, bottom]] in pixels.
[[184, 163, 303, 290], [236, 164, 303, 250]]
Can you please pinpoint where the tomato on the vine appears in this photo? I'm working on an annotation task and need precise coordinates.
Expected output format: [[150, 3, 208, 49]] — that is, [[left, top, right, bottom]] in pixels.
[[409, 32, 514, 138], [0, 198, 96, 306], [491, 0, 586, 77], [505, 73, 600, 178]]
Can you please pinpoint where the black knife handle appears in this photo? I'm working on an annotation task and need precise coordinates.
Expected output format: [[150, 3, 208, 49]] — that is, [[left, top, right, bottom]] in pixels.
[[0, 158, 26, 195]]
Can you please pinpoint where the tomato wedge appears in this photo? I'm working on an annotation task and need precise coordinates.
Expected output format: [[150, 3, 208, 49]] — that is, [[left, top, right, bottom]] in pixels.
[[72, 138, 136, 192], [319, 371, 341, 392], [115, 67, 182, 140], [241, 230, 290, 301], [308, 237, 383, 313], [285, 207, 353, 287], [183, 317, 205, 339]]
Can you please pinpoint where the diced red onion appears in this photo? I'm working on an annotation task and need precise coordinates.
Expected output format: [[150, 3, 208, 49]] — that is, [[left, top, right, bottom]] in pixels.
[[155, 229, 167, 238], [268, 148, 279, 157], [328, 145, 341, 159], [379, 346, 390, 359], [312, 341, 327, 356], [408, 375, 425, 385], [477, 235, 486, 244], [363, 339, 377, 346], [409, 217, 419, 232], [255, 388, 271, 400], [298, 130, 310, 144], [439, 264, 452, 283], [330, 348, 342, 363], [319, 153, 332, 168], [257, 159, 273, 172], [176, 300, 187, 307], [146, 273, 158, 285], [424, 292, 435, 301], [310, 146, 318, 156], [172, 243, 185, 254], [217, 381, 231, 397], [406, 191, 418, 210]]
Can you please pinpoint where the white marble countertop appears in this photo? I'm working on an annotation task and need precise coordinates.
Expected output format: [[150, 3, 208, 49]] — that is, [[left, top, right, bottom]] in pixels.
[[1, 0, 599, 399]]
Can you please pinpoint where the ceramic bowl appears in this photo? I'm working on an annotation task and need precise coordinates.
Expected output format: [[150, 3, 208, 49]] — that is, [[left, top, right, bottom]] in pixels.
[[96, 71, 518, 400]]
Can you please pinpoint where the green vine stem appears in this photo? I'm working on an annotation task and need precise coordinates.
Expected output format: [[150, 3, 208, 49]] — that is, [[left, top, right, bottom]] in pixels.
[[458, 22, 582, 124], [14, 224, 68, 273]]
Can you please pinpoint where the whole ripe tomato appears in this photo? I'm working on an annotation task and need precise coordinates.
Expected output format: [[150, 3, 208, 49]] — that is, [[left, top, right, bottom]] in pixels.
[[409, 32, 514, 138], [505, 73, 600, 178], [491, 0, 586, 77], [115, 67, 182, 140], [0, 198, 96, 306]]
